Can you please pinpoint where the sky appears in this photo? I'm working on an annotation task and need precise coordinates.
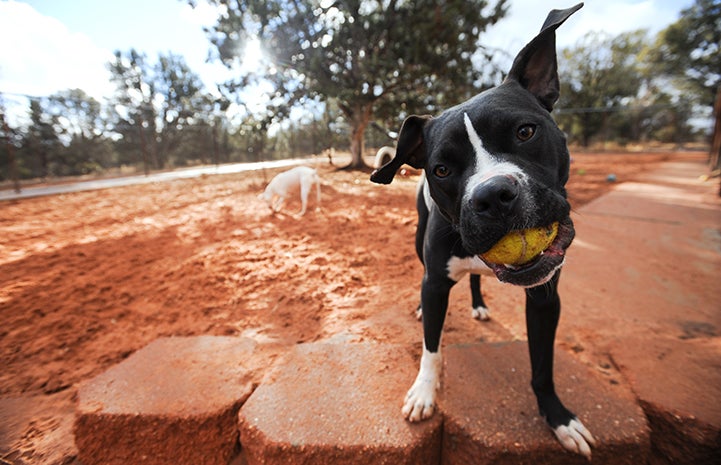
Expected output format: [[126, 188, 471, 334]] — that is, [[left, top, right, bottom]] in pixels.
[[0, 0, 695, 125]]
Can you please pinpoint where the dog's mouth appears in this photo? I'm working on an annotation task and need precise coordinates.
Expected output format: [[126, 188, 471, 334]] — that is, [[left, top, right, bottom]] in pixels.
[[479, 218, 575, 288]]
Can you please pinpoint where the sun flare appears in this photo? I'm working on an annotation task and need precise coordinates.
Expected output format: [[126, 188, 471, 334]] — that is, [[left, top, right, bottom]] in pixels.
[[242, 36, 265, 72]]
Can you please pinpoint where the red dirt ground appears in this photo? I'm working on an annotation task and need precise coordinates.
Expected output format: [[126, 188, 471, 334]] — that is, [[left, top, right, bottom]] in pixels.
[[0, 151, 680, 461]]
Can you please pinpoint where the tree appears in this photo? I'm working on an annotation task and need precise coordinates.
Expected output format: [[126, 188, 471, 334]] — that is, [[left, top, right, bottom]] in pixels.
[[193, 0, 508, 169], [154, 53, 209, 166], [650, 0, 721, 108], [24, 98, 61, 178], [108, 49, 158, 173], [556, 31, 646, 146], [108, 50, 215, 171], [651, 0, 721, 172], [234, 113, 273, 162], [46, 89, 115, 174], [46, 90, 107, 141], [1, 98, 21, 191]]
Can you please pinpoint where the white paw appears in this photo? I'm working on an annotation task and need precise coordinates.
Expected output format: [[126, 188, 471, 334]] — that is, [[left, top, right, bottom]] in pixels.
[[401, 378, 438, 422], [553, 419, 596, 459], [402, 347, 442, 422], [415, 306, 423, 321], [471, 306, 490, 321]]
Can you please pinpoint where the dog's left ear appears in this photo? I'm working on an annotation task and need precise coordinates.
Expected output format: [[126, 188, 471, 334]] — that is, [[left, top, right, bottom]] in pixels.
[[505, 3, 583, 111], [370, 115, 431, 185]]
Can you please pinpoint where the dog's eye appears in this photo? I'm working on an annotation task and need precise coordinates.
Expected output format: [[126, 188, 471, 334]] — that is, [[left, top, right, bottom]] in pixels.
[[517, 124, 536, 142], [433, 165, 450, 178]]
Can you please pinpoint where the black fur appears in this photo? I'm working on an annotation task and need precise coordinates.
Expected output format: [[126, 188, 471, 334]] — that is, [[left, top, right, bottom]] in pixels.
[[371, 3, 591, 453]]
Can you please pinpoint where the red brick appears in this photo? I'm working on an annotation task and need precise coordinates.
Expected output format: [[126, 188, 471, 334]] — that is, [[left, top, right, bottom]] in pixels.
[[610, 335, 721, 464], [238, 343, 442, 465], [440, 342, 649, 465], [74, 336, 256, 465]]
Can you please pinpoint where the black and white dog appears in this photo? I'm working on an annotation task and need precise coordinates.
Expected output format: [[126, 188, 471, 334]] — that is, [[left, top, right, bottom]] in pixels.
[[371, 3, 595, 458]]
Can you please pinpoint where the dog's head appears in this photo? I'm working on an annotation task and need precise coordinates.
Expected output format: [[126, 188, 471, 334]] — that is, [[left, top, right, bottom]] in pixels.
[[371, 4, 582, 287], [258, 190, 272, 203]]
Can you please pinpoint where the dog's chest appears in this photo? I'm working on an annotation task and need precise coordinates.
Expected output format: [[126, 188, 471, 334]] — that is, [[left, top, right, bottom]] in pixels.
[[446, 255, 493, 281]]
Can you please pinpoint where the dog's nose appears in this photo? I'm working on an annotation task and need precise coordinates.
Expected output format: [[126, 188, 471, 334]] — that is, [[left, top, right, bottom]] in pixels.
[[470, 176, 520, 217]]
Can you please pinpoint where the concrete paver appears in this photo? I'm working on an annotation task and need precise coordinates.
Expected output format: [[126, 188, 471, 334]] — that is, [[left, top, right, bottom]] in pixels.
[[610, 335, 721, 464], [238, 343, 443, 465], [74, 336, 256, 465], [440, 342, 649, 465], [559, 154, 721, 463]]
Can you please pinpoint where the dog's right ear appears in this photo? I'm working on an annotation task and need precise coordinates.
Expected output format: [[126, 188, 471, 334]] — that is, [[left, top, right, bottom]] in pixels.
[[370, 115, 431, 185]]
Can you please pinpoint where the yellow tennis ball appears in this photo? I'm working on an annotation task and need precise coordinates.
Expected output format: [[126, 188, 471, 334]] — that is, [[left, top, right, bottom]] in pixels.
[[481, 222, 559, 265]]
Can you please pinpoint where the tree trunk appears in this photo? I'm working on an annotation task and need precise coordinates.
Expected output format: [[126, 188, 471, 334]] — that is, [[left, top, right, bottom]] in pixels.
[[211, 124, 220, 166], [580, 114, 592, 148], [710, 85, 721, 173], [346, 103, 373, 170], [39, 149, 48, 179], [3, 117, 21, 193], [137, 119, 150, 176]]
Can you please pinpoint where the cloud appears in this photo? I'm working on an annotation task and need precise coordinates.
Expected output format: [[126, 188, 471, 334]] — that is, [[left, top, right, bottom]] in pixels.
[[566, 0, 684, 46], [0, 1, 115, 101], [178, 1, 224, 28], [479, 0, 688, 74], [484, 0, 687, 53]]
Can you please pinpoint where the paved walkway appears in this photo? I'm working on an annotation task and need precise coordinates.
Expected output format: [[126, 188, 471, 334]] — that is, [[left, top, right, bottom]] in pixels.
[[0, 158, 311, 201], [559, 152, 721, 463]]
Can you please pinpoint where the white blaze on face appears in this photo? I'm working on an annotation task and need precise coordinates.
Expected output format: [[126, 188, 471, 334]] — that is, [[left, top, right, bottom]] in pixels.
[[462, 113, 538, 222], [464, 112, 491, 166], [462, 112, 529, 203]]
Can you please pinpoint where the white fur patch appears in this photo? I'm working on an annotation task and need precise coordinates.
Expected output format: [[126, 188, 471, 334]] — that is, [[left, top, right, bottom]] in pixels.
[[402, 346, 442, 422], [447, 255, 493, 282], [464, 113, 491, 166], [462, 112, 531, 211], [471, 306, 491, 321], [553, 418, 596, 458], [420, 175, 433, 210]]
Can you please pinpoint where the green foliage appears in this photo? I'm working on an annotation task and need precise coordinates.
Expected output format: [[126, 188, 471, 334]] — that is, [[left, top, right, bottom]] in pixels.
[[3, 2, 715, 184], [268, 98, 350, 158], [649, 0, 721, 107], [108, 50, 218, 171], [556, 31, 645, 146], [13, 92, 114, 178], [24, 98, 61, 177], [198, 0, 508, 167], [556, 29, 697, 147]]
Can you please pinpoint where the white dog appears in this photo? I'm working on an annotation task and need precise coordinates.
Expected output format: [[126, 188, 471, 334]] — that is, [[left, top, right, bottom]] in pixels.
[[259, 166, 321, 216]]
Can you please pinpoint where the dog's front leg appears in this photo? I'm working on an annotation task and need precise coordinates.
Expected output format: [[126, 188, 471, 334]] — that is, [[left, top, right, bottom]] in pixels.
[[298, 180, 311, 216], [525, 271, 596, 458], [403, 274, 452, 422], [272, 196, 285, 213], [469, 274, 490, 321]]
